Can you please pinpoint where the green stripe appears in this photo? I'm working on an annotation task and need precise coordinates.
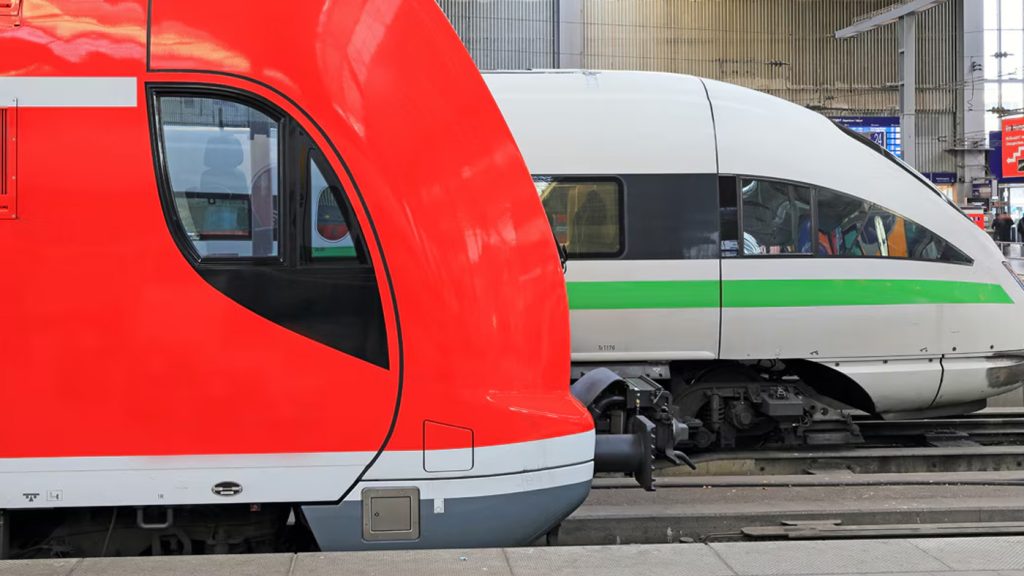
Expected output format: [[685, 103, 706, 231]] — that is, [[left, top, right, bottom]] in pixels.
[[567, 280, 720, 310], [567, 279, 1013, 310], [312, 246, 357, 258], [724, 279, 1013, 308]]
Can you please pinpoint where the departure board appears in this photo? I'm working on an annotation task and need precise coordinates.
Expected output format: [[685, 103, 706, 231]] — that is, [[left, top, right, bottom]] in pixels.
[[832, 116, 902, 159]]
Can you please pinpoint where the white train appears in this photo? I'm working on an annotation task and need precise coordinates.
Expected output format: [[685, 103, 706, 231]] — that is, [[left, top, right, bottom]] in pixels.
[[486, 70, 1024, 449]]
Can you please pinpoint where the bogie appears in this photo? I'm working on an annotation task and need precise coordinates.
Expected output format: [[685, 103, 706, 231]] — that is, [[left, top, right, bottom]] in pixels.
[[584, 361, 864, 453], [669, 361, 863, 450]]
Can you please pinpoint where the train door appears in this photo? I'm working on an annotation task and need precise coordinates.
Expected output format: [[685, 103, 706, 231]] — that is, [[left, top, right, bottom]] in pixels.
[[539, 174, 721, 366], [141, 0, 401, 503]]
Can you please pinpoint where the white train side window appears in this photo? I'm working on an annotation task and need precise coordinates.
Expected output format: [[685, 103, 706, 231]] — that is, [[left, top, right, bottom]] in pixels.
[[157, 96, 280, 260], [815, 188, 872, 257], [535, 177, 623, 258], [816, 188, 970, 264], [740, 179, 812, 256]]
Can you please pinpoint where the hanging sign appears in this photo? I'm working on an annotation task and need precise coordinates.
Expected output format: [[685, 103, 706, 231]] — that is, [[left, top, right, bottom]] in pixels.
[[1002, 116, 1024, 178]]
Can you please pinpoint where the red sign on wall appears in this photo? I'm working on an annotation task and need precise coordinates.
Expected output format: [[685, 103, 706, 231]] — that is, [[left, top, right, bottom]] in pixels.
[[1002, 116, 1024, 178], [963, 208, 985, 231]]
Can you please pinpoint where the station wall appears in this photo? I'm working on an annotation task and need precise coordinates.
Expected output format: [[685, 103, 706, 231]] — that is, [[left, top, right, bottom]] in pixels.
[[437, 0, 962, 176]]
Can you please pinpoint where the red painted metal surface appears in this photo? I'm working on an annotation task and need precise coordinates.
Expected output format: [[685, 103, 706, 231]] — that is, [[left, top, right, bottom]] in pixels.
[[0, 0, 591, 463]]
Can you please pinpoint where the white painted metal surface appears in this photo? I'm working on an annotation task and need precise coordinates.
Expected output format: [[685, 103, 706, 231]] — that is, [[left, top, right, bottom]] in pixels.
[[0, 431, 594, 508], [566, 260, 720, 361], [485, 71, 717, 175], [829, 357, 941, 413], [0, 77, 137, 107], [486, 69, 1024, 416]]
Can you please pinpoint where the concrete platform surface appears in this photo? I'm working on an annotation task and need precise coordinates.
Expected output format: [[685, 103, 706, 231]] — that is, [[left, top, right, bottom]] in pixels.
[[7, 536, 1024, 576]]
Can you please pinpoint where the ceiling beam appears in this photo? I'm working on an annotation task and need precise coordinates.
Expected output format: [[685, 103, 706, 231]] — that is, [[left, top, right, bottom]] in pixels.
[[834, 0, 943, 39]]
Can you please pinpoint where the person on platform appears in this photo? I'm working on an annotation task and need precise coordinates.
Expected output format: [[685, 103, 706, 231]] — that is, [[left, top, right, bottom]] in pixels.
[[994, 211, 1014, 242]]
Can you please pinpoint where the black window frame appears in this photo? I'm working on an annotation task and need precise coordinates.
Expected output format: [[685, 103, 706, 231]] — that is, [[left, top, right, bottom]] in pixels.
[[533, 175, 627, 259], [719, 175, 740, 257], [149, 84, 372, 270], [148, 83, 388, 367], [724, 173, 974, 266]]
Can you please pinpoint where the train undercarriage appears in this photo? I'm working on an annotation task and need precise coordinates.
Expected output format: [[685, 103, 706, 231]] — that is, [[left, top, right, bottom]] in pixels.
[[1, 504, 319, 558], [575, 360, 871, 489]]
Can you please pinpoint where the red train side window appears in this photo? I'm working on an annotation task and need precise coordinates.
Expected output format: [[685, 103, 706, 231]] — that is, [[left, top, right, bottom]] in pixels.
[[155, 95, 280, 260]]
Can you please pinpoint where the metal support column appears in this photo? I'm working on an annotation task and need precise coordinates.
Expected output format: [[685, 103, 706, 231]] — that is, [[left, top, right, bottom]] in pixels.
[[899, 13, 917, 169], [958, 0, 988, 205], [835, 0, 943, 173], [556, 0, 583, 69]]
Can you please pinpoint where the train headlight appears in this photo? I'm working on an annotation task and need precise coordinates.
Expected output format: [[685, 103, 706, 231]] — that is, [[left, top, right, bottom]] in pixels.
[[1002, 261, 1024, 292]]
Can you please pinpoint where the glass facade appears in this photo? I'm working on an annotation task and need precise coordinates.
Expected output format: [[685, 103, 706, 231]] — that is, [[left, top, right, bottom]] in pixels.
[[985, 0, 1024, 134]]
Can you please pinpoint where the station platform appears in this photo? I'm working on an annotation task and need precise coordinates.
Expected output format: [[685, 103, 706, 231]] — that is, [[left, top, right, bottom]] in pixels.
[[561, 473, 1024, 545], [4, 536, 1024, 576]]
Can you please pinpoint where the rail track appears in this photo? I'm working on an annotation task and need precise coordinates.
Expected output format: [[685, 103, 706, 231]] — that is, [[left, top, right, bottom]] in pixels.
[[580, 408, 1024, 545], [649, 409, 1024, 477], [856, 409, 1024, 446]]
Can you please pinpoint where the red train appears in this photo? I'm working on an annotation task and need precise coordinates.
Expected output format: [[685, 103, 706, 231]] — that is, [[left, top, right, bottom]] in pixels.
[[0, 0, 596, 555]]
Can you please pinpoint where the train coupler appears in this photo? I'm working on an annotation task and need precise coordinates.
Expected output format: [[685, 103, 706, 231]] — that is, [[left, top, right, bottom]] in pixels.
[[573, 368, 697, 490]]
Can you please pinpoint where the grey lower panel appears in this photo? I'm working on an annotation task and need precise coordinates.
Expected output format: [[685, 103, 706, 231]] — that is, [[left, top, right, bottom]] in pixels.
[[302, 480, 591, 551], [987, 353, 1024, 389]]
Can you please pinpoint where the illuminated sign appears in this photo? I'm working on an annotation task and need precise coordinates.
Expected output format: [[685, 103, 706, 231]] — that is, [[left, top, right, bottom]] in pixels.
[[1002, 116, 1024, 179], [832, 116, 902, 158]]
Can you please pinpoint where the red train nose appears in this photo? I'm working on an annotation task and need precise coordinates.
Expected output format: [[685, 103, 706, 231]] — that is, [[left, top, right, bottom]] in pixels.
[[0, 0, 593, 554]]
